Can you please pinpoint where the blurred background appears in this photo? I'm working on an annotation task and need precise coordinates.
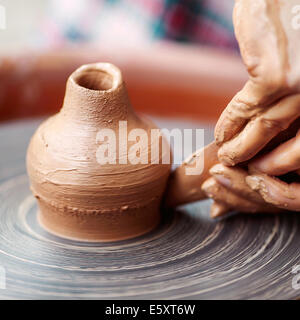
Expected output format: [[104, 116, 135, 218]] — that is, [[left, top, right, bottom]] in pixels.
[[0, 0, 247, 123]]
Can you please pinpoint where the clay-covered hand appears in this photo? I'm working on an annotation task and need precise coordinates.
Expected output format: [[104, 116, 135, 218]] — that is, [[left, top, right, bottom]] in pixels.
[[215, 0, 300, 166], [201, 164, 279, 218], [164, 142, 279, 218], [246, 130, 300, 212]]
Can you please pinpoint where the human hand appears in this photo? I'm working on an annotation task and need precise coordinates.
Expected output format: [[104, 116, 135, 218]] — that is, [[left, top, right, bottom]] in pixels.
[[164, 143, 278, 218], [215, 0, 300, 166], [201, 164, 279, 218], [246, 129, 300, 211]]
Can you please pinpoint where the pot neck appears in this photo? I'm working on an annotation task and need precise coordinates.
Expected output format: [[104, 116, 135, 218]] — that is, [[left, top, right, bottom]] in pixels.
[[60, 63, 134, 125]]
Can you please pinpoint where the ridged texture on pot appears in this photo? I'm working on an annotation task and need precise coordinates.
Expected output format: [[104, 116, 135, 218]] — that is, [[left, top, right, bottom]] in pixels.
[[27, 63, 171, 241]]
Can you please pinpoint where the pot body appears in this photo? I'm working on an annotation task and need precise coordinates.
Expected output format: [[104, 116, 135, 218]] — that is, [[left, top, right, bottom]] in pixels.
[[27, 63, 171, 241]]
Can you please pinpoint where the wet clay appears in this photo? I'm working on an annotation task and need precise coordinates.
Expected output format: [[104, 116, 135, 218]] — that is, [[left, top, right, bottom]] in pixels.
[[27, 63, 171, 242], [164, 143, 277, 215], [166, 0, 300, 214], [165, 142, 219, 208], [216, 0, 300, 165]]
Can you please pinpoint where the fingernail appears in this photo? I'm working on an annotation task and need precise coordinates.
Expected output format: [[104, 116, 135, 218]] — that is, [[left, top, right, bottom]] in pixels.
[[210, 164, 232, 188], [214, 175, 231, 188]]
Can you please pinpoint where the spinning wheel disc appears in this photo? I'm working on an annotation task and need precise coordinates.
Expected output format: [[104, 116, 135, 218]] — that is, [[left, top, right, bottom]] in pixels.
[[0, 120, 299, 299]]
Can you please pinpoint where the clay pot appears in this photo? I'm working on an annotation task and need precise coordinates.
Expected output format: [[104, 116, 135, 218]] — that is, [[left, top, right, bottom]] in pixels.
[[27, 63, 171, 242]]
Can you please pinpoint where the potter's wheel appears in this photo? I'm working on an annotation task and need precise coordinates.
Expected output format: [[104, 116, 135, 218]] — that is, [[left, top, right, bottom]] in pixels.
[[0, 119, 300, 300]]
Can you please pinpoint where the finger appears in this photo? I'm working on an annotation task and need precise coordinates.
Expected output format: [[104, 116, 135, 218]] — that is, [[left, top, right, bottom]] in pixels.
[[215, 80, 275, 146], [251, 130, 300, 176], [215, 0, 292, 147], [218, 94, 300, 166], [201, 177, 276, 214], [210, 202, 230, 219], [209, 163, 268, 205], [246, 174, 300, 212], [164, 142, 219, 207]]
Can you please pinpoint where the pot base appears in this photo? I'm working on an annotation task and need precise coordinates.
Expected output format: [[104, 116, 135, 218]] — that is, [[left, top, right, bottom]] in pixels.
[[37, 199, 161, 242]]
